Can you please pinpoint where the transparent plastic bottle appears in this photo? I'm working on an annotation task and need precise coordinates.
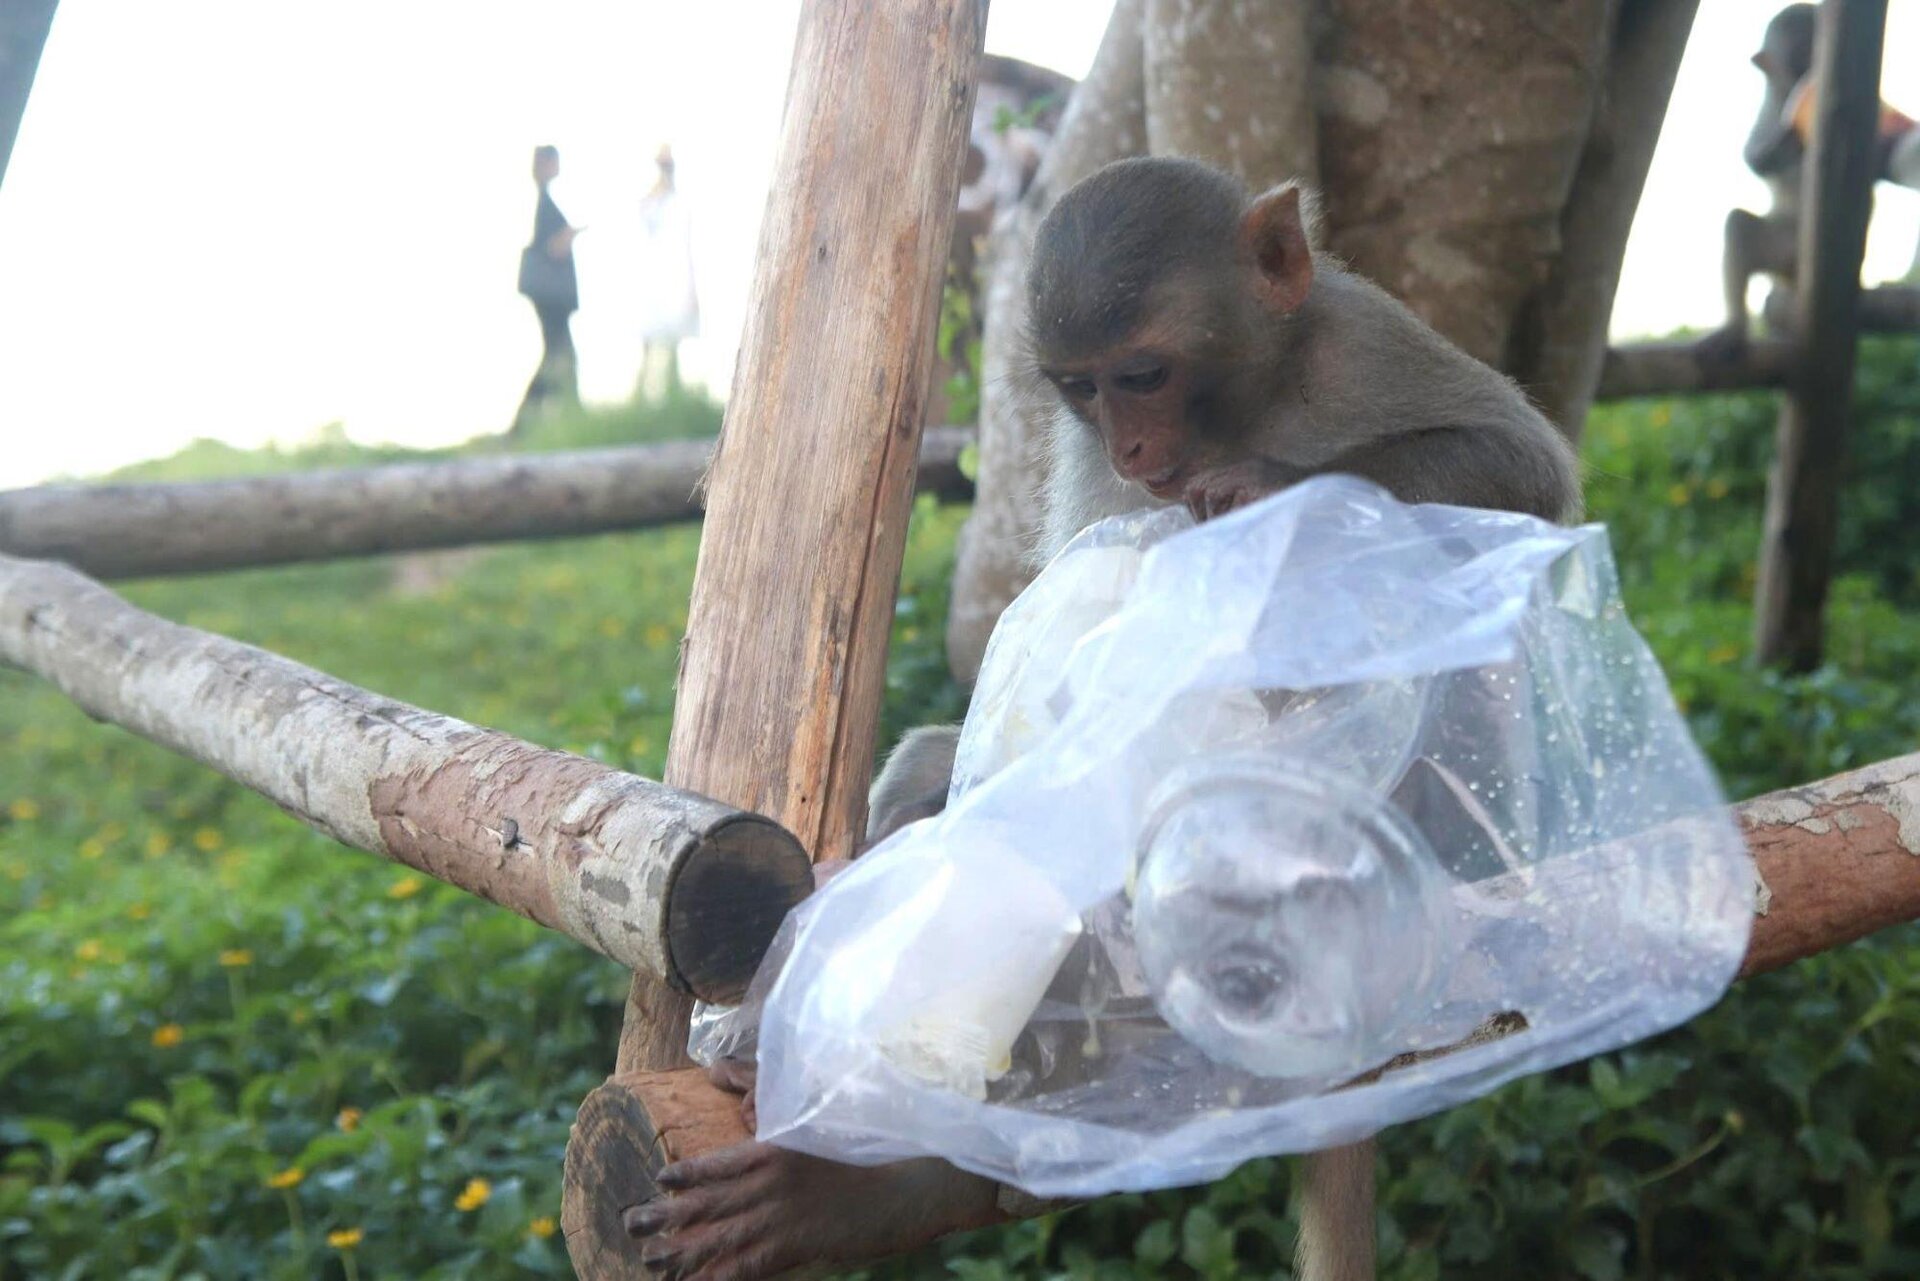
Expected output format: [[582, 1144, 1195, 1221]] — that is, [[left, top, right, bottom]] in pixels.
[[1130, 753, 1457, 1080]]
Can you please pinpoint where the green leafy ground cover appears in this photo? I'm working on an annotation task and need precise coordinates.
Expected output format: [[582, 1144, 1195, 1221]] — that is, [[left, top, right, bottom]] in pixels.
[[4, 347, 1919, 1278]]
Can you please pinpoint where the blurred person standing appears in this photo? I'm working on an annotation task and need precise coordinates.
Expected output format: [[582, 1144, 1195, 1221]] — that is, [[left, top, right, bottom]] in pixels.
[[635, 144, 699, 397], [512, 144, 582, 433]]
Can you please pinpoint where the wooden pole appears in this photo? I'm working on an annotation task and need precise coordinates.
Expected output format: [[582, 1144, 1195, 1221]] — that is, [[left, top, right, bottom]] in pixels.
[[0, 428, 975, 581], [560, 2, 988, 1275], [1753, 0, 1886, 670], [0, 552, 813, 1001], [0, 0, 57, 191]]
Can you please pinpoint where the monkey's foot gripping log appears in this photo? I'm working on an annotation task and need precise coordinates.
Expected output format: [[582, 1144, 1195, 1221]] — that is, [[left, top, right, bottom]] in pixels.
[[0, 552, 812, 1002]]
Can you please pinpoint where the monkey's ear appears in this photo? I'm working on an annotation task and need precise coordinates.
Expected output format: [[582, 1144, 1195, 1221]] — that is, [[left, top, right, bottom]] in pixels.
[[1242, 183, 1316, 314]]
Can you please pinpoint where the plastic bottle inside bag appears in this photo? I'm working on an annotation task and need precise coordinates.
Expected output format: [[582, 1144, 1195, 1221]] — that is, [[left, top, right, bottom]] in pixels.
[[1131, 752, 1457, 1080]]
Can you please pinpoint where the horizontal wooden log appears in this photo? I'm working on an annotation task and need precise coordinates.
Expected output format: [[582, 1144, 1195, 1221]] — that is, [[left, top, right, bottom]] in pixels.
[[1738, 750, 1920, 978], [0, 427, 976, 581], [0, 552, 813, 1002], [1859, 284, 1920, 333], [1594, 339, 1797, 399]]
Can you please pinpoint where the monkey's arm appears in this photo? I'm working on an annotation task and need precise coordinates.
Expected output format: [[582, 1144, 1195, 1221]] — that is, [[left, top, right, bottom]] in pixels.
[[1314, 420, 1581, 524], [866, 724, 962, 846], [1746, 107, 1803, 177]]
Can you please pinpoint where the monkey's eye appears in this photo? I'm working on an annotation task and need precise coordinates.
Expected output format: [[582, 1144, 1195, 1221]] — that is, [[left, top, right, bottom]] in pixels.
[[1057, 377, 1098, 402], [1115, 365, 1169, 393]]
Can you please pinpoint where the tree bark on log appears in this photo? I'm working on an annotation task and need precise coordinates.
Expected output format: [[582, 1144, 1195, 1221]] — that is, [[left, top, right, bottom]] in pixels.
[[0, 428, 975, 582], [0, 552, 812, 1002], [1738, 750, 1920, 978], [1755, 0, 1887, 672], [564, 2, 988, 1275]]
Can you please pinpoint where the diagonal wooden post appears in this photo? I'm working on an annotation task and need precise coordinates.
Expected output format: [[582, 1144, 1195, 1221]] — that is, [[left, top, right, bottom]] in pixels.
[[561, 1, 988, 1274], [0, 0, 58, 191], [1753, 0, 1886, 670]]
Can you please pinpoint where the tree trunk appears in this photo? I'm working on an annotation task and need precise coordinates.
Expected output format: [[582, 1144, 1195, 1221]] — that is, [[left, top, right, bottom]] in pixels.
[[1505, 0, 1701, 438], [946, 0, 1150, 682]]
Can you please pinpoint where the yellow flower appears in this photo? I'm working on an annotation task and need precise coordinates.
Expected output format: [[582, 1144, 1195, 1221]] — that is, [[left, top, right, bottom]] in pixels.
[[454, 1178, 492, 1212], [265, 1167, 304, 1189], [151, 1023, 185, 1048], [1707, 642, 1741, 664], [8, 798, 39, 821], [1666, 483, 1690, 507], [336, 1107, 362, 1133], [128, 902, 151, 921], [78, 837, 107, 861], [388, 875, 424, 900], [144, 832, 171, 858], [219, 948, 254, 968], [599, 617, 623, 638], [528, 1217, 557, 1239], [193, 827, 224, 852], [644, 623, 673, 648], [1649, 404, 1672, 429], [74, 939, 103, 963], [626, 736, 652, 758], [327, 1227, 364, 1249], [1705, 477, 1730, 500]]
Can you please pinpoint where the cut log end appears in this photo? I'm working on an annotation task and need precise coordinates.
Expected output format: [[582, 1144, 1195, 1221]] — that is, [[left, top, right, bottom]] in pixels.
[[562, 1071, 753, 1280], [670, 816, 814, 1003]]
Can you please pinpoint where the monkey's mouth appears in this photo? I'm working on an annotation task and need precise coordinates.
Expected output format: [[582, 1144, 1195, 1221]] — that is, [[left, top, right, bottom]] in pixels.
[[1141, 469, 1189, 502]]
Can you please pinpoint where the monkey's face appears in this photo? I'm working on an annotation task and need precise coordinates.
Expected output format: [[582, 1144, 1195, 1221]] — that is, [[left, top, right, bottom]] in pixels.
[[1040, 347, 1219, 498]]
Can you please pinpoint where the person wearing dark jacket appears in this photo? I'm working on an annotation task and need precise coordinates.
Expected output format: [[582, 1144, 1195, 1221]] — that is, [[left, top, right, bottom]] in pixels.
[[512, 145, 582, 433]]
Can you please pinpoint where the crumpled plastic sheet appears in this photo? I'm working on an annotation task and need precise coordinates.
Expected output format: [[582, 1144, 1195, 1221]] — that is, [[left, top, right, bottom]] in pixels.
[[691, 475, 1754, 1199]]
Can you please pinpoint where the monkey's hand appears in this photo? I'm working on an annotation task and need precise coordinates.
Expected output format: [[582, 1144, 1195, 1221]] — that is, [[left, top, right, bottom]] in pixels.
[[1183, 458, 1304, 522]]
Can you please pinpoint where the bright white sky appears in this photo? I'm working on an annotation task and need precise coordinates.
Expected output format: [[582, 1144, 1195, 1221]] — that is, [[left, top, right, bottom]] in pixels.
[[1, 1, 1916, 488]]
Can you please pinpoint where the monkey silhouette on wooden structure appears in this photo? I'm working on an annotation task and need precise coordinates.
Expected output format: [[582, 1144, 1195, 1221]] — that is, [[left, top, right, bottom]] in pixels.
[[1697, 3, 1918, 363], [620, 155, 1578, 1281]]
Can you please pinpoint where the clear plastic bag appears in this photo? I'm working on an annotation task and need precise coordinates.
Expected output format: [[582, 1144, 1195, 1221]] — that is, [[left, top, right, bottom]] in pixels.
[[714, 475, 1754, 1198]]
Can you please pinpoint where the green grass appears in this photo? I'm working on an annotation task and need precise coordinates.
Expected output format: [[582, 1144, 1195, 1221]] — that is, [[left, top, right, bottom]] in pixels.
[[4, 351, 1920, 1279], [93, 386, 725, 486]]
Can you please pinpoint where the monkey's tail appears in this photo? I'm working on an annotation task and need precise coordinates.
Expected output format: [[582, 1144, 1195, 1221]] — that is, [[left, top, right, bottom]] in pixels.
[[1294, 1140, 1377, 1281]]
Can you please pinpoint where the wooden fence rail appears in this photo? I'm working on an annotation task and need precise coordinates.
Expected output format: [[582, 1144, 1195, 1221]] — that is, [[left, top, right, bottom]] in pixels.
[[0, 551, 813, 1003], [0, 427, 975, 581]]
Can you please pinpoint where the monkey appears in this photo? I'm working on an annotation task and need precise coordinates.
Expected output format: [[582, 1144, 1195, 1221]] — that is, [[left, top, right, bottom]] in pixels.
[[623, 155, 1580, 1281], [1693, 4, 1817, 363], [1696, 4, 1920, 362]]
